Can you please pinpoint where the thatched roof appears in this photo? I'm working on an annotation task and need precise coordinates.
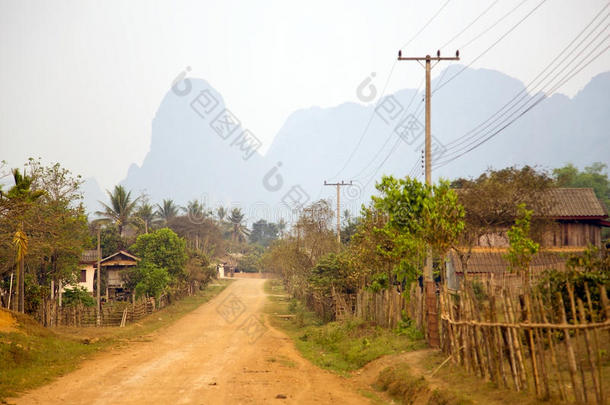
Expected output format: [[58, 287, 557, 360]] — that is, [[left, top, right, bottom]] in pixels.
[[544, 188, 607, 218], [454, 187, 608, 220], [448, 248, 581, 275]]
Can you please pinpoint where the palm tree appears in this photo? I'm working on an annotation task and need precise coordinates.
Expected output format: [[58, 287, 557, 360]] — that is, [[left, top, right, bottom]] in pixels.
[[227, 208, 250, 243], [5, 169, 44, 313], [12, 228, 27, 312], [4, 168, 45, 200], [216, 206, 227, 223], [184, 199, 212, 220], [95, 185, 140, 236], [156, 199, 180, 225], [134, 202, 156, 233]]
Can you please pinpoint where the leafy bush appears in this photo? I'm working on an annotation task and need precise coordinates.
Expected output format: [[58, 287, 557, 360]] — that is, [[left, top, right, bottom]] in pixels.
[[367, 272, 389, 292], [395, 317, 424, 340], [536, 246, 609, 320], [62, 286, 95, 307], [130, 228, 187, 280], [133, 262, 170, 299]]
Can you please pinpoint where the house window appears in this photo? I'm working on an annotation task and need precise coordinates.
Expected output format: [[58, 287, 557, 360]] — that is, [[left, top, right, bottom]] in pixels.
[[80, 269, 87, 283]]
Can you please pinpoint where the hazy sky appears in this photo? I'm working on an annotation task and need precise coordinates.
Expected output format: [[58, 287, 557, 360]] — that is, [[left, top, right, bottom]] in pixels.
[[1, 0, 609, 189]]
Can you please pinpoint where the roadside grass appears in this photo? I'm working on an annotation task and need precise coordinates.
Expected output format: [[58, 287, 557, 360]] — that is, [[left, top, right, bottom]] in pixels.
[[375, 350, 556, 405], [374, 363, 436, 404], [0, 279, 232, 400], [263, 279, 425, 376], [264, 279, 559, 405], [412, 350, 566, 405]]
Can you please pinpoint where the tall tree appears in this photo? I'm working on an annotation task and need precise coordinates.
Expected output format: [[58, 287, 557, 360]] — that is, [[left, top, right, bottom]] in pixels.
[[340, 209, 359, 244], [134, 201, 156, 234], [11, 228, 27, 312], [553, 162, 610, 209], [184, 199, 212, 222], [1, 160, 87, 313], [2, 168, 45, 312], [155, 199, 180, 225], [451, 166, 554, 273], [227, 208, 250, 244], [26, 159, 89, 308], [130, 228, 187, 280], [373, 176, 464, 284], [553, 162, 610, 238], [249, 219, 279, 247], [95, 185, 140, 236], [216, 206, 227, 223]]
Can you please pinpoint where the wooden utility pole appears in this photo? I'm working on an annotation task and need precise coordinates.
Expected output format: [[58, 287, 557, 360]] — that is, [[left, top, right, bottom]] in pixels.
[[324, 180, 352, 246], [398, 49, 459, 348], [96, 227, 101, 327]]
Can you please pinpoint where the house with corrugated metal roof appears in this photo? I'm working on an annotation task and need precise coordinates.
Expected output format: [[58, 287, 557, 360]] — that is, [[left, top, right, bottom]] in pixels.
[[446, 188, 609, 288]]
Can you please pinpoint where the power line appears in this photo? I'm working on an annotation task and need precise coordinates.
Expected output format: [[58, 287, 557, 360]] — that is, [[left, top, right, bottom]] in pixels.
[[433, 41, 610, 169], [437, 6, 609, 157], [329, 62, 398, 180], [439, 0, 501, 50], [329, 0, 452, 181], [433, 8, 609, 165], [353, 0, 533, 187], [433, 0, 549, 95], [400, 0, 452, 51], [353, 79, 424, 180], [460, 0, 530, 50], [355, 0, 540, 186]]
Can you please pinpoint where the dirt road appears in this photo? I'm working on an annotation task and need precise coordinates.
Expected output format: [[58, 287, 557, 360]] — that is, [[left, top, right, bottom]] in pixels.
[[11, 279, 371, 404]]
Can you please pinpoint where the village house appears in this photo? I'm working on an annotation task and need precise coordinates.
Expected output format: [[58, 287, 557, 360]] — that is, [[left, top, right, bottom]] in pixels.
[[447, 187, 610, 288], [64, 250, 140, 300], [76, 249, 98, 292], [101, 250, 140, 300], [61, 249, 99, 294]]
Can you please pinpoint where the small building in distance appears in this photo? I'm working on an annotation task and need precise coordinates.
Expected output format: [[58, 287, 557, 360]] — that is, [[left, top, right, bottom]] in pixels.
[[101, 250, 140, 300]]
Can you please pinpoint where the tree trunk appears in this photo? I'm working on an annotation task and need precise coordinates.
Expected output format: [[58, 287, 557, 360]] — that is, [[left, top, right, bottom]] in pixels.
[[18, 259, 25, 313]]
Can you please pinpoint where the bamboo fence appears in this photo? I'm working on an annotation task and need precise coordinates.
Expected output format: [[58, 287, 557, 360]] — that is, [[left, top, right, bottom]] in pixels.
[[439, 281, 610, 404], [36, 288, 185, 327]]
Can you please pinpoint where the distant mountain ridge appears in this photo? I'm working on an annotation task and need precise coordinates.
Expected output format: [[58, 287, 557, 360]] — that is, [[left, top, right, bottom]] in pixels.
[[84, 66, 610, 220]]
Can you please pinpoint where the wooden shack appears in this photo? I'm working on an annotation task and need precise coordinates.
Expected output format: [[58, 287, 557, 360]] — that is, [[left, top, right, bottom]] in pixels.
[[101, 250, 140, 300], [447, 187, 609, 288]]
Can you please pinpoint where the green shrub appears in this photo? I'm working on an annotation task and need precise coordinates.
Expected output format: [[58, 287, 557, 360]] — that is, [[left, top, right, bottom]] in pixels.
[[395, 318, 424, 340], [62, 286, 95, 307]]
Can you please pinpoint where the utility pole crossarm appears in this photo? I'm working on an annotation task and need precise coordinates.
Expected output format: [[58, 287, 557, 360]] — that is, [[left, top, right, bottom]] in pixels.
[[397, 49, 460, 61], [397, 56, 459, 61], [323, 180, 353, 246]]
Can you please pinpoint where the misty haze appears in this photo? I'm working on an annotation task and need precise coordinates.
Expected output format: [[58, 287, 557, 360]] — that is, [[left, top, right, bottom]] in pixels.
[[1, 1, 609, 404]]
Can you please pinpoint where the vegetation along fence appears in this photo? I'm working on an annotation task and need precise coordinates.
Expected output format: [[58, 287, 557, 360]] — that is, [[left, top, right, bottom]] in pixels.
[[36, 293, 176, 327], [439, 281, 610, 404], [330, 286, 420, 329]]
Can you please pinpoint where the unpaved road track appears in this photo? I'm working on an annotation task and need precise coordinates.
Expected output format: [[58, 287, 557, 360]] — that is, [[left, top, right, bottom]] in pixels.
[[11, 279, 371, 404]]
